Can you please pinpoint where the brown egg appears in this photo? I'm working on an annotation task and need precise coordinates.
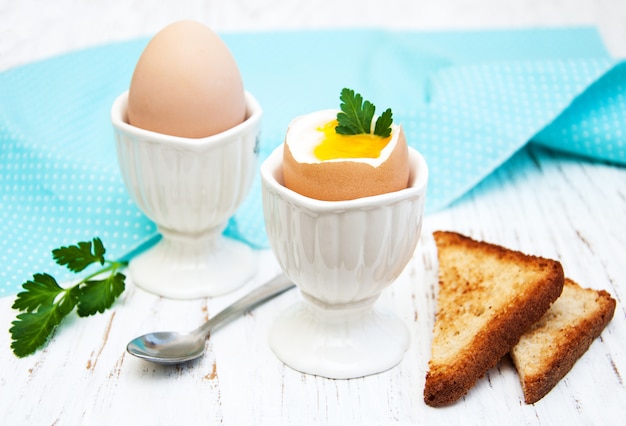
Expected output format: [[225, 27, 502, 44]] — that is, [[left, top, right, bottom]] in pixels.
[[127, 20, 246, 138], [282, 109, 410, 201]]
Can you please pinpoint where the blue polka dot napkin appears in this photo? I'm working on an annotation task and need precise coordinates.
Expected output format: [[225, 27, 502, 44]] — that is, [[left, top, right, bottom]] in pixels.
[[1, 28, 624, 296]]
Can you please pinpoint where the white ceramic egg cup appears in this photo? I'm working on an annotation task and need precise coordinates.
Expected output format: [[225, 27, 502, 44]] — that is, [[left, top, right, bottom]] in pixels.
[[261, 145, 428, 379], [111, 91, 262, 299]]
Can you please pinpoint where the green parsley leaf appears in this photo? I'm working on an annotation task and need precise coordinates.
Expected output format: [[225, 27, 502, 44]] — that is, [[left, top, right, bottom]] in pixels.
[[77, 272, 126, 317], [335, 88, 393, 137], [10, 288, 79, 357], [11, 307, 62, 358], [52, 237, 106, 273], [10, 238, 127, 358], [12, 273, 64, 312], [373, 108, 393, 138], [336, 88, 375, 135]]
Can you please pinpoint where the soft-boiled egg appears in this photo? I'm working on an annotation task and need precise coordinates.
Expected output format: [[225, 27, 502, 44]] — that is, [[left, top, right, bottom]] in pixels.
[[127, 20, 246, 138], [282, 109, 410, 201]]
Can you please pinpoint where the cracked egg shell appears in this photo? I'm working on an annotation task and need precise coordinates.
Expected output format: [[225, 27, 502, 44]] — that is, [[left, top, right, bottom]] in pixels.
[[282, 109, 410, 201]]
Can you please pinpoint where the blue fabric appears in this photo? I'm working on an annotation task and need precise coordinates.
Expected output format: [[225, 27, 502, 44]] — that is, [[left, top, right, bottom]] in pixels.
[[1, 28, 624, 296]]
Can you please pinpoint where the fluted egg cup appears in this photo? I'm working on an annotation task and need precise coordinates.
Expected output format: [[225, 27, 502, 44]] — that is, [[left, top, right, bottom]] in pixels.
[[111, 91, 261, 299], [261, 145, 428, 379]]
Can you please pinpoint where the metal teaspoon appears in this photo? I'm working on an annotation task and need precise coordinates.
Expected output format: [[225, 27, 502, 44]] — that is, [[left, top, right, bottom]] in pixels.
[[126, 273, 294, 364]]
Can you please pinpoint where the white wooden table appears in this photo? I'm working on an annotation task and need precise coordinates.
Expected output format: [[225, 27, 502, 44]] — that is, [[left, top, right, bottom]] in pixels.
[[1, 1, 625, 425]]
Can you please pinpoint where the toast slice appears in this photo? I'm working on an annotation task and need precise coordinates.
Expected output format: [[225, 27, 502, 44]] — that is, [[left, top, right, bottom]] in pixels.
[[510, 278, 616, 404], [424, 231, 564, 407]]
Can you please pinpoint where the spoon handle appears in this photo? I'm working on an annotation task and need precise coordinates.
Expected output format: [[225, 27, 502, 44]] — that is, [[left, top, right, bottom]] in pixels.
[[198, 272, 294, 337]]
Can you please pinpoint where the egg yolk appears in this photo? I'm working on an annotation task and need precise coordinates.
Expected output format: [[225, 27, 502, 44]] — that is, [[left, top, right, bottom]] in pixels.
[[313, 120, 391, 161]]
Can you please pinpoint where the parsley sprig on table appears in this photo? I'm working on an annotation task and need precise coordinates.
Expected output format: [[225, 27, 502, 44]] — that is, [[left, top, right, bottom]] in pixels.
[[336, 88, 393, 138], [10, 237, 127, 358]]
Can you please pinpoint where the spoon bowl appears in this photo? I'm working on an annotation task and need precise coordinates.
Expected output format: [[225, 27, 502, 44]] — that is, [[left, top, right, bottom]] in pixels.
[[127, 331, 206, 364], [126, 273, 294, 364]]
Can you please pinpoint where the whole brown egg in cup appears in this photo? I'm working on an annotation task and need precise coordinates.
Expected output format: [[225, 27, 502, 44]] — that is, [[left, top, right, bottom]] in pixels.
[[111, 20, 262, 299], [127, 20, 247, 138]]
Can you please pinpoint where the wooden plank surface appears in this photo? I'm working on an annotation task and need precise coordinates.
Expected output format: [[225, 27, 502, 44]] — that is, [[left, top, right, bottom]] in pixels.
[[1, 146, 623, 425], [1, 1, 625, 425]]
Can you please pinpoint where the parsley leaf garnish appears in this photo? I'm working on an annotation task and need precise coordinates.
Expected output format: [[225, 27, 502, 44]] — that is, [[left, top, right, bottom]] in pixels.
[[76, 273, 126, 316], [335, 88, 393, 137], [52, 238, 105, 272], [10, 237, 127, 358], [12, 273, 65, 312], [373, 107, 393, 138]]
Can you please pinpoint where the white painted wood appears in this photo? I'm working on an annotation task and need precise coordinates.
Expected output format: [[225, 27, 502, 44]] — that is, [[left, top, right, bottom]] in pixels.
[[1, 2, 625, 425], [1, 0, 626, 72]]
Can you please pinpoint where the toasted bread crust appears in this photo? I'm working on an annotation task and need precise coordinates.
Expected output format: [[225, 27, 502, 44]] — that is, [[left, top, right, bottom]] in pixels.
[[511, 279, 616, 404], [424, 231, 564, 407]]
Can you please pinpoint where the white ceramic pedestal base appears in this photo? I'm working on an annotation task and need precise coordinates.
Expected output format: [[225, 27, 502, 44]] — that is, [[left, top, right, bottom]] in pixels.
[[129, 228, 257, 299], [269, 297, 410, 379]]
